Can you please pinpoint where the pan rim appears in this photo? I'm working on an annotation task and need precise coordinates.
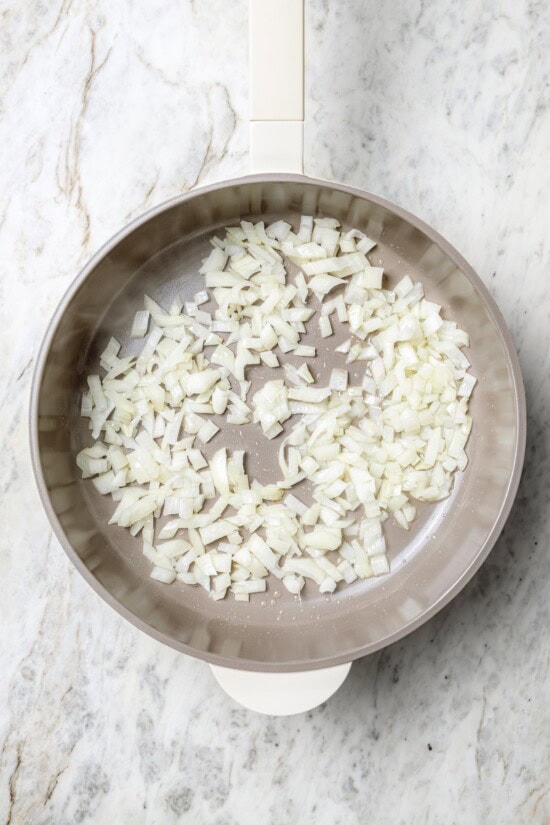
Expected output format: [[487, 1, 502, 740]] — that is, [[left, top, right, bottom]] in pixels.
[[29, 173, 527, 672]]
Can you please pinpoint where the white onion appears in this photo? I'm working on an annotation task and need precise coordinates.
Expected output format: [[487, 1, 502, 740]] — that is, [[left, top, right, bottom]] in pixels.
[[319, 315, 333, 338], [282, 573, 305, 595], [196, 420, 219, 443], [77, 214, 474, 602], [130, 311, 150, 339], [329, 368, 348, 391], [150, 566, 176, 584]]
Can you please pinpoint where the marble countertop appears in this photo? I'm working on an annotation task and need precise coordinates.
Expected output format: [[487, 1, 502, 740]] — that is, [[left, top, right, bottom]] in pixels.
[[1, 1, 549, 822]]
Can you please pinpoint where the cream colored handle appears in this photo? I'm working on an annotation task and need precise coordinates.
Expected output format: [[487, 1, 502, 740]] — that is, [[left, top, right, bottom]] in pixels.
[[249, 0, 304, 173], [209, 662, 351, 715]]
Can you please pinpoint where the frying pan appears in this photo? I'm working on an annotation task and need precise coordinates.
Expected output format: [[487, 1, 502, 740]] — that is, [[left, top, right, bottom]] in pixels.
[[30, 1, 525, 714]]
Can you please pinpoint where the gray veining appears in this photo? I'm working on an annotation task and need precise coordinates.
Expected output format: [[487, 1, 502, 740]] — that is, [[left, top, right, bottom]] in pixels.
[[1, 0, 550, 822]]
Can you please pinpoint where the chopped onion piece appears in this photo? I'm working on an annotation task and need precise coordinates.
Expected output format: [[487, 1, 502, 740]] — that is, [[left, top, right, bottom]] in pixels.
[[329, 369, 348, 391], [194, 290, 209, 306], [231, 579, 267, 594], [197, 421, 219, 443], [294, 345, 316, 357], [288, 387, 331, 403], [359, 267, 384, 289], [150, 567, 176, 584], [307, 274, 346, 297], [185, 369, 220, 395], [297, 364, 314, 384], [284, 493, 308, 515], [282, 573, 305, 595], [370, 554, 390, 576], [458, 373, 477, 398], [319, 315, 333, 338], [319, 576, 337, 593], [130, 310, 150, 339], [301, 526, 342, 552]]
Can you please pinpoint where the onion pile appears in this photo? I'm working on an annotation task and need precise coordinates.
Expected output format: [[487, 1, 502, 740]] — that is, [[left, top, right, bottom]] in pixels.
[[77, 216, 475, 601]]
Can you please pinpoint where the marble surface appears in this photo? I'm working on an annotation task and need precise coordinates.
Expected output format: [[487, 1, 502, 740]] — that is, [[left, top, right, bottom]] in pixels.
[[1, 0, 549, 822]]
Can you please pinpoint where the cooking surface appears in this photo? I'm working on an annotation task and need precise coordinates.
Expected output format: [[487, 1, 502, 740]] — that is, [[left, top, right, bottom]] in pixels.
[[2, 1, 549, 822], [37, 180, 520, 668]]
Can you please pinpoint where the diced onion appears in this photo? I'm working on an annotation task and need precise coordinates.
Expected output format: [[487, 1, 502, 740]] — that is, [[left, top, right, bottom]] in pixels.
[[77, 214, 474, 602], [329, 369, 348, 391], [130, 311, 150, 339]]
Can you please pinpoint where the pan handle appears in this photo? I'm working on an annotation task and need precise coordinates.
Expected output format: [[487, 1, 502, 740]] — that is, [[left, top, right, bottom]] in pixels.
[[249, 0, 304, 173], [209, 661, 351, 716]]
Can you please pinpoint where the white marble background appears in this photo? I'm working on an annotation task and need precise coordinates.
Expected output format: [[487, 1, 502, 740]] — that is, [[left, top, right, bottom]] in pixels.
[[1, 0, 549, 822]]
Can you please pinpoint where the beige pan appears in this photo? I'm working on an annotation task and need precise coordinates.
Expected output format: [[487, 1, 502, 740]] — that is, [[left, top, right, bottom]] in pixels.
[[30, 3, 525, 712], [30, 174, 525, 674]]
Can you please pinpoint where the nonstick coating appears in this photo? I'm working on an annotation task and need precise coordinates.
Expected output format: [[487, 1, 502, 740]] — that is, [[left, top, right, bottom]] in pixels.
[[30, 176, 525, 672]]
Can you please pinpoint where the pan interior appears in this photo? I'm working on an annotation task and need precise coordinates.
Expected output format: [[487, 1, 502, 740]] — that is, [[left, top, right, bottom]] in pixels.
[[34, 178, 522, 670]]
